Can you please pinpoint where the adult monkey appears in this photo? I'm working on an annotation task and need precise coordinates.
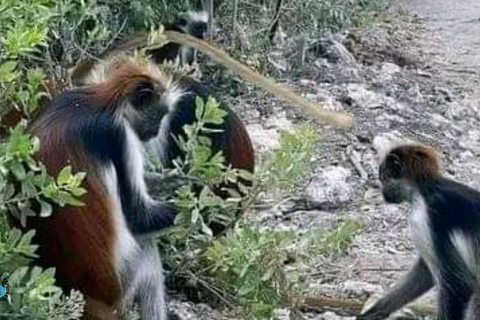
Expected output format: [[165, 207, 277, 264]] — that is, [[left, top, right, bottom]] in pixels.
[[23, 58, 182, 320], [359, 143, 480, 320]]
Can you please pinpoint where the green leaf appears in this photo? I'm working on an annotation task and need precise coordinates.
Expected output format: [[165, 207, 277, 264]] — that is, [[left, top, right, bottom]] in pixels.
[[10, 162, 26, 180], [57, 166, 73, 185], [38, 200, 53, 217], [195, 96, 205, 121], [0, 61, 18, 82], [191, 208, 200, 224]]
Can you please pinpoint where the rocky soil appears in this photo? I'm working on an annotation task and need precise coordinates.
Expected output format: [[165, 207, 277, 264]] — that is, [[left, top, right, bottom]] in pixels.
[[169, 1, 480, 319]]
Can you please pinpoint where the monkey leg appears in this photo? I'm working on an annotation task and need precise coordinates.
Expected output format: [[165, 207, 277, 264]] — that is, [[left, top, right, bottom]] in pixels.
[[358, 258, 434, 320]]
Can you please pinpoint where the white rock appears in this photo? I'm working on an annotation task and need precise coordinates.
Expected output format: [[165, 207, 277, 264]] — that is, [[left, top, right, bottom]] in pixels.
[[246, 123, 281, 152], [345, 84, 396, 110], [305, 166, 353, 204]]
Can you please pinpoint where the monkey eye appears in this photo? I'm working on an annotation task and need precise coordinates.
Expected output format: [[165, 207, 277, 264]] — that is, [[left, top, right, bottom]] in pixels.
[[130, 82, 155, 108], [386, 155, 403, 179]]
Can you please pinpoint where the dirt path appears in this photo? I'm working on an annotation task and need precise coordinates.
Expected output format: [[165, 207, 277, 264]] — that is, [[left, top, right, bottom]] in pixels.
[[401, 0, 480, 93]]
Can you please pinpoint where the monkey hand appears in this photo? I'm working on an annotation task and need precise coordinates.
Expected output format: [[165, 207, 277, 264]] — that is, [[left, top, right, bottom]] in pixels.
[[356, 308, 389, 320], [356, 295, 390, 320], [151, 201, 177, 229]]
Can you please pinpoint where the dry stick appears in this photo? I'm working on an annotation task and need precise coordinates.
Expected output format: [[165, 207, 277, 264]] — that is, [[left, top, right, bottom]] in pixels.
[[206, 0, 214, 39], [163, 31, 353, 128], [232, 0, 239, 42], [302, 295, 437, 317], [268, 0, 284, 43]]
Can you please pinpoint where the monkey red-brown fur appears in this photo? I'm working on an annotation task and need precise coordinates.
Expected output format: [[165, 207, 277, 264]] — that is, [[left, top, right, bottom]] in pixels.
[[385, 144, 440, 181]]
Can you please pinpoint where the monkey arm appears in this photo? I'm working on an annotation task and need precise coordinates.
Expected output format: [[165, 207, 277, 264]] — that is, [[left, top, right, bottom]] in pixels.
[[109, 150, 177, 234], [127, 200, 176, 235], [358, 258, 434, 320]]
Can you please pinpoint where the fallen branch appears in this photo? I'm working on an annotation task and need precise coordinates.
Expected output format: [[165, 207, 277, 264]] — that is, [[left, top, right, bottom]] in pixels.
[[301, 295, 437, 317]]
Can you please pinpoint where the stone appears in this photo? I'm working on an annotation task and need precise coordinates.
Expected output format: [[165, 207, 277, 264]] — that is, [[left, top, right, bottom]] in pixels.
[[305, 166, 353, 204]]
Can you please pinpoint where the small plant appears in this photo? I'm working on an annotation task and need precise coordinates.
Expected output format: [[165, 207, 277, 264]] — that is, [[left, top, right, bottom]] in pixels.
[[201, 226, 296, 318], [0, 267, 84, 320], [263, 123, 320, 193], [159, 97, 252, 266], [302, 220, 363, 257]]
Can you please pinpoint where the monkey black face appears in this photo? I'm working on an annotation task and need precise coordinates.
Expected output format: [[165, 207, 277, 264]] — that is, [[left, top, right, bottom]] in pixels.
[[175, 11, 208, 40], [378, 154, 412, 204], [127, 81, 168, 141]]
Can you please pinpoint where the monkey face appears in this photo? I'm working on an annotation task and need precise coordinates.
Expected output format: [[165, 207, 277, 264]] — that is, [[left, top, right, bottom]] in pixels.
[[176, 11, 208, 40], [379, 154, 413, 204], [126, 81, 168, 141]]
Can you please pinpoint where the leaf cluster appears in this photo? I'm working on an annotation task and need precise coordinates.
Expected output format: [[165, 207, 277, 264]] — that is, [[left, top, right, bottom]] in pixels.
[[0, 128, 87, 318], [0, 126, 86, 226]]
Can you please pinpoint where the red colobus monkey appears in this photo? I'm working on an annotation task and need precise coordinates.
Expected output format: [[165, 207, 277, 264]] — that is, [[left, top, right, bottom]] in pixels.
[[25, 58, 182, 319], [358, 144, 480, 320], [148, 76, 255, 190]]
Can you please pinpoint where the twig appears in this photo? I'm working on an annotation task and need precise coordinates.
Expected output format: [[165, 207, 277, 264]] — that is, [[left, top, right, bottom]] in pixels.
[[361, 267, 407, 272], [232, 0, 239, 42], [346, 145, 368, 180], [207, 0, 214, 40], [268, 0, 284, 43]]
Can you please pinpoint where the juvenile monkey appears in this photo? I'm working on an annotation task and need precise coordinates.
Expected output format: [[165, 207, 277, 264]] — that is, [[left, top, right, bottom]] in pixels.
[[359, 144, 480, 320]]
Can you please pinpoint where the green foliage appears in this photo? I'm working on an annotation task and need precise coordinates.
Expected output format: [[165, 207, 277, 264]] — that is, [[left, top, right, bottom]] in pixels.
[[302, 220, 363, 257], [159, 97, 252, 265], [0, 126, 86, 318], [0, 126, 87, 226], [0, 0, 53, 117], [0, 267, 84, 319], [202, 226, 295, 318], [199, 220, 363, 319], [158, 97, 361, 319], [264, 123, 320, 193]]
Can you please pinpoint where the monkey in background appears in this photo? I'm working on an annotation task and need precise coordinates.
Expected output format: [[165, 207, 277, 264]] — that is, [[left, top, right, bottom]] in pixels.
[[358, 144, 480, 320], [70, 10, 209, 87], [147, 10, 209, 66], [22, 57, 183, 320]]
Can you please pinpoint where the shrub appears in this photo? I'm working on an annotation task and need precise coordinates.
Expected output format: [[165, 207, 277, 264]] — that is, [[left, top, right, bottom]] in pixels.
[[157, 97, 361, 319], [0, 126, 86, 319]]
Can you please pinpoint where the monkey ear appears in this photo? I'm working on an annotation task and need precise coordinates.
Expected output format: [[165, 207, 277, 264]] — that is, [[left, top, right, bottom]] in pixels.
[[129, 81, 155, 108]]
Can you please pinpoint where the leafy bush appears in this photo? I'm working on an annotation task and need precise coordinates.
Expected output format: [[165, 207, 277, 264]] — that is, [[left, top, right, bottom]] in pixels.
[[157, 98, 361, 319], [263, 123, 320, 193], [0, 0, 53, 117], [0, 126, 86, 319]]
